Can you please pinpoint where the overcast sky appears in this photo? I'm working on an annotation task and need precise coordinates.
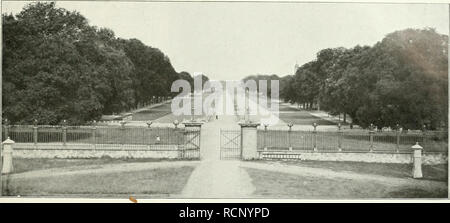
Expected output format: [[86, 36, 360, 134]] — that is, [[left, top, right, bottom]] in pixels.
[[2, 1, 449, 80]]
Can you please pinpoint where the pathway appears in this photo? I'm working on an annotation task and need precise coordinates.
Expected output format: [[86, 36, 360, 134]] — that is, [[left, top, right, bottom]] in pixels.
[[180, 90, 255, 198]]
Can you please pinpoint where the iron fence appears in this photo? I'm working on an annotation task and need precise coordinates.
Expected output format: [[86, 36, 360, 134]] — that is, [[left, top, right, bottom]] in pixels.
[[257, 129, 448, 153], [1, 124, 200, 158]]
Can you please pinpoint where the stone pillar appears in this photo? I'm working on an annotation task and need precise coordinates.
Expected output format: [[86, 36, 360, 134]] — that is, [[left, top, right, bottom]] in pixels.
[[411, 142, 423, 179], [2, 137, 15, 174], [239, 122, 260, 160], [183, 121, 203, 131]]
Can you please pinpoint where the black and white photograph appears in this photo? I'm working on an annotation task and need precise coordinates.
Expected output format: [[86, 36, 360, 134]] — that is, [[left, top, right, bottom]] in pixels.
[[0, 0, 448, 201]]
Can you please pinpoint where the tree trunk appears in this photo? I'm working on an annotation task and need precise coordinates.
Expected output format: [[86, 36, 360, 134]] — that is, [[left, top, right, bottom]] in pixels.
[[343, 113, 347, 123]]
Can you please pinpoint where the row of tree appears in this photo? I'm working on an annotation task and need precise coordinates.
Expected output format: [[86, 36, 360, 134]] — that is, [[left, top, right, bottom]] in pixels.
[[242, 74, 282, 97], [280, 28, 448, 130], [2, 2, 202, 125]]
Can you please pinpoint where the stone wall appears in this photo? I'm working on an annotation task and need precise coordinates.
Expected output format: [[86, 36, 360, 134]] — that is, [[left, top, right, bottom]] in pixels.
[[259, 151, 447, 165], [11, 143, 198, 159]]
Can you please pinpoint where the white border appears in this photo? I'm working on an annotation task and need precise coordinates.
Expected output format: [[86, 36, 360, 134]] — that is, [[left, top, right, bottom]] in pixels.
[[0, 0, 449, 203]]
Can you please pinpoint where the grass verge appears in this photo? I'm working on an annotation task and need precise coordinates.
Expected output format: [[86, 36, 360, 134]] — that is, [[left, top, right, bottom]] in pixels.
[[4, 166, 194, 197], [244, 167, 447, 198], [252, 160, 447, 182], [12, 157, 197, 174]]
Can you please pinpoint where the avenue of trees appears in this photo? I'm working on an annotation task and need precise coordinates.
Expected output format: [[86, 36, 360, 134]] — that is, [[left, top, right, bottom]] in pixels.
[[2, 2, 200, 125], [242, 74, 281, 96], [280, 28, 448, 130]]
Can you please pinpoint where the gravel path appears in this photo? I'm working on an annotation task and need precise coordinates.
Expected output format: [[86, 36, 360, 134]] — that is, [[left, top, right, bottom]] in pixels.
[[180, 116, 255, 198], [181, 90, 256, 198]]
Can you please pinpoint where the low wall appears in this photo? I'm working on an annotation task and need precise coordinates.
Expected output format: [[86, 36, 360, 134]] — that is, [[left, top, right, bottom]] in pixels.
[[258, 150, 447, 165], [11, 143, 199, 159]]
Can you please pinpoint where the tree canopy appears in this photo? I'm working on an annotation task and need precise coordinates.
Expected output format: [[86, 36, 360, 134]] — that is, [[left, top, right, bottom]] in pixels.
[[281, 28, 448, 130], [2, 2, 203, 124], [242, 74, 281, 96]]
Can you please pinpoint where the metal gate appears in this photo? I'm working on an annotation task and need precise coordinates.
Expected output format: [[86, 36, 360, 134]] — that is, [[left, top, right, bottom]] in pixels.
[[220, 129, 241, 160], [182, 129, 201, 159]]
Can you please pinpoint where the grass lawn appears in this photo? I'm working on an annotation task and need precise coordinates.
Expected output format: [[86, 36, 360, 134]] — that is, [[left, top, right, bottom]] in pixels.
[[131, 102, 172, 121], [4, 166, 195, 197], [12, 157, 194, 174], [253, 160, 448, 182], [245, 167, 447, 198]]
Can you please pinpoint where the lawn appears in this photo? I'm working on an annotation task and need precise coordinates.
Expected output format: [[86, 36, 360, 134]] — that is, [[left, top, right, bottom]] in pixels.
[[277, 104, 335, 125], [253, 160, 448, 182], [4, 166, 195, 197], [278, 111, 335, 125], [12, 157, 189, 174], [245, 167, 448, 198], [131, 103, 172, 121]]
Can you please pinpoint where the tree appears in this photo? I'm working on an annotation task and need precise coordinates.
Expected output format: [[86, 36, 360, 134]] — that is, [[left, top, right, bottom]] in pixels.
[[2, 2, 203, 124], [242, 74, 281, 96], [280, 28, 448, 129]]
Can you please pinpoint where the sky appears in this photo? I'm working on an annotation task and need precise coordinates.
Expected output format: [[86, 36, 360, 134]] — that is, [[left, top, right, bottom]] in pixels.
[[2, 1, 449, 80]]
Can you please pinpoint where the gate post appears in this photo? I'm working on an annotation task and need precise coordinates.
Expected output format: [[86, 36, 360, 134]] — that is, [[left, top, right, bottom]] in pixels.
[[2, 137, 15, 175], [239, 122, 260, 160], [1, 137, 15, 196], [411, 142, 423, 179], [183, 121, 203, 132]]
